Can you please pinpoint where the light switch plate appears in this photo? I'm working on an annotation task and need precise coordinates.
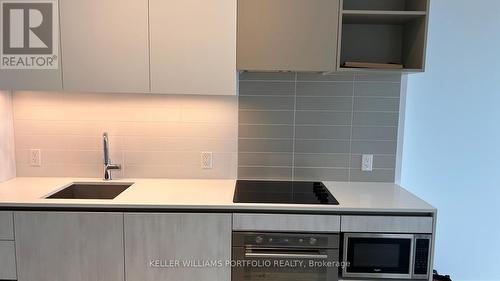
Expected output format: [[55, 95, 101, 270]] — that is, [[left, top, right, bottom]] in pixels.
[[361, 154, 373, 172], [30, 149, 42, 167]]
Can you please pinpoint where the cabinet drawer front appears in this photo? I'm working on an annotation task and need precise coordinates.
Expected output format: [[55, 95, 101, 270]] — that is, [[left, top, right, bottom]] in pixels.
[[0, 241, 17, 280], [0, 211, 14, 240], [341, 216, 433, 233], [233, 214, 340, 232]]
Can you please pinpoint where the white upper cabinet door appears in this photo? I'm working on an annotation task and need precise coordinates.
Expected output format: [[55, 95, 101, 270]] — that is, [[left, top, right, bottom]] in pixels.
[[60, 0, 149, 93], [150, 0, 237, 95], [0, 0, 62, 91], [0, 69, 63, 91]]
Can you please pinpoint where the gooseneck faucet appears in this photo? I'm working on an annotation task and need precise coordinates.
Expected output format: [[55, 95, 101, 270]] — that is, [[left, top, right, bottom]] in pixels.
[[103, 132, 121, 180]]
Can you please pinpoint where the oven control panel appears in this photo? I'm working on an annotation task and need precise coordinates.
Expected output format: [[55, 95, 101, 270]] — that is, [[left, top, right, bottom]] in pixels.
[[234, 232, 339, 249]]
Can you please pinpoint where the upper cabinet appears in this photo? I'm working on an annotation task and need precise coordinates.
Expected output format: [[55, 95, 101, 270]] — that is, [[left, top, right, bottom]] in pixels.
[[337, 0, 429, 72], [237, 0, 429, 73], [237, 0, 340, 72], [0, 69, 63, 91], [0, 0, 430, 93], [149, 0, 237, 95], [60, 0, 150, 93], [0, 0, 62, 91]]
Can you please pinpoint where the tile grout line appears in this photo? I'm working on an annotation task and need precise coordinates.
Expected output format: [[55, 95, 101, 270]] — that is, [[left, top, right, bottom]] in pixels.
[[291, 72, 298, 181], [347, 74, 356, 182]]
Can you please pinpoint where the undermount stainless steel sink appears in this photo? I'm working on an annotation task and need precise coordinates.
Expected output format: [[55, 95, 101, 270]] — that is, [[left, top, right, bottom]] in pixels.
[[46, 182, 133, 200]]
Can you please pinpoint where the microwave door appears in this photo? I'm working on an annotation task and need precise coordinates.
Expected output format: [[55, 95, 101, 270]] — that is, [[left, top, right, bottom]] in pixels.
[[343, 234, 414, 279]]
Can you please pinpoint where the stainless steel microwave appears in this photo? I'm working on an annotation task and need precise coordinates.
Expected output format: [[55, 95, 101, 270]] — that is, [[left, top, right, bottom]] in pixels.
[[342, 233, 432, 280]]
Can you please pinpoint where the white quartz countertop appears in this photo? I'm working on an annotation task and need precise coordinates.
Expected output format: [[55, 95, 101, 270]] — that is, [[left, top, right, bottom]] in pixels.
[[0, 178, 436, 213]]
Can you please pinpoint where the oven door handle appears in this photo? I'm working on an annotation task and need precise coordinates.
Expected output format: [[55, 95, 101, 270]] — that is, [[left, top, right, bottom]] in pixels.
[[245, 251, 328, 259]]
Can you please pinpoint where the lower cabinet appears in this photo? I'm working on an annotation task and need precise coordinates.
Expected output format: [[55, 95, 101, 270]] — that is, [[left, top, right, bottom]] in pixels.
[[124, 213, 232, 281], [14, 212, 125, 281], [0, 241, 17, 280]]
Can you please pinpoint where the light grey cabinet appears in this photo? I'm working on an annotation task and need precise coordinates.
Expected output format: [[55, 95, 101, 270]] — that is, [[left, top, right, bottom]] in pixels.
[[149, 0, 237, 95], [0, 211, 14, 240], [233, 214, 341, 232], [0, 241, 17, 280], [341, 215, 433, 233], [237, 0, 340, 72], [60, 0, 150, 93], [124, 213, 232, 281], [337, 0, 429, 71], [14, 212, 125, 281]]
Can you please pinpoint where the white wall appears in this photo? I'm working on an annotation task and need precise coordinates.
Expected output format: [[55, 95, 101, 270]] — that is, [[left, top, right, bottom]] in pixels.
[[0, 91, 16, 181], [13, 92, 237, 179], [401, 1, 500, 280]]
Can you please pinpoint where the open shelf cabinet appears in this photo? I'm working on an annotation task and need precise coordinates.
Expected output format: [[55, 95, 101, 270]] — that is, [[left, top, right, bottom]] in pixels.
[[337, 0, 430, 72], [342, 0, 428, 12]]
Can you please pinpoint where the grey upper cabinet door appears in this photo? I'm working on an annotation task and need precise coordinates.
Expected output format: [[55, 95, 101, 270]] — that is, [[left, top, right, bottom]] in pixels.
[[60, 0, 149, 93], [237, 0, 340, 72], [14, 212, 125, 281], [149, 0, 237, 95], [124, 213, 232, 281]]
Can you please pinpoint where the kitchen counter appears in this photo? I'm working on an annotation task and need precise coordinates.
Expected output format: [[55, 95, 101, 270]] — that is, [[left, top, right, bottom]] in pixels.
[[0, 177, 435, 214]]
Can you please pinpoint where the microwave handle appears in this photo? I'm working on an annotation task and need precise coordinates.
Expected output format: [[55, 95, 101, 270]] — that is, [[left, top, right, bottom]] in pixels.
[[245, 251, 328, 259]]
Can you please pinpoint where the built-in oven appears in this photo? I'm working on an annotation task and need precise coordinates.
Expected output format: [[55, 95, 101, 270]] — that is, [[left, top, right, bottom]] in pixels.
[[232, 232, 340, 281], [342, 233, 432, 280]]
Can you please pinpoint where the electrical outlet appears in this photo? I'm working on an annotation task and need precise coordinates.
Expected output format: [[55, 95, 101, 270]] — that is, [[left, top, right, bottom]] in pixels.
[[201, 152, 213, 169], [30, 149, 42, 167], [361, 154, 373, 172]]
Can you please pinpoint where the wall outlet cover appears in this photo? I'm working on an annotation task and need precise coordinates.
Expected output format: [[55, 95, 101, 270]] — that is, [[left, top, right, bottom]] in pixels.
[[361, 154, 373, 172], [201, 152, 213, 169], [30, 149, 42, 167]]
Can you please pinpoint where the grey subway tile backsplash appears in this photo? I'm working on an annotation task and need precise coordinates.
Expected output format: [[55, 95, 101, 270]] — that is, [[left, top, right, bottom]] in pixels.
[[295, 126, 351, 140], [294, 154, 350, 168], [354, 73, 402, 82], [238, 153, 293, 167], [239, 81, 295, 96], [350, 154, 396, 169], [239, 96, 295, 110], [295, 140, 350, 154], [295, 111, 352, 126], [352, 112, 399, 126], [353, 97, 400, 112], [351, 140, 397, 155], [294, 168, 349, 182], [349, 169, 395, 182], [238, 72, 401, 182], [238, 167, 293, 180], [238, 125, 294, 139], [352, 126, 398, 141], [239, 139, 294, 153], [296, 82, 353, 97], [296, 97, 353, 111], [240, 72, 295, 81], [354, 82, 401, 97]]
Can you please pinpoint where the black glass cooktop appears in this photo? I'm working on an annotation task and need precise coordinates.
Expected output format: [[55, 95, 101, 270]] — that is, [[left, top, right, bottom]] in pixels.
[[233, 180, 339, 205]]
